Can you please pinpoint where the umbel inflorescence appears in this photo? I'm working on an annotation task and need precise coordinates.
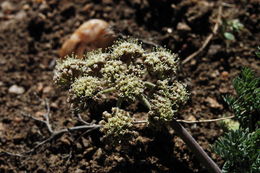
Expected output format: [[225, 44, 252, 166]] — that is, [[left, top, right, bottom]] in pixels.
[[54, 40, 188, 143]]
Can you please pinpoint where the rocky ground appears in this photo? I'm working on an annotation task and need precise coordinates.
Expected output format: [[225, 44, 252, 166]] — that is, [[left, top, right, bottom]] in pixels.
[[0, 0, 259, 172]]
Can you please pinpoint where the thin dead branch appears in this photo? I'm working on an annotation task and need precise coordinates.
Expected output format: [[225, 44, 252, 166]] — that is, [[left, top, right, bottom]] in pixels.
[[176, 115, 234, 124], [0, 108, 102, 157], [182, 5, 223, 64], [133, 115, 234, 124]]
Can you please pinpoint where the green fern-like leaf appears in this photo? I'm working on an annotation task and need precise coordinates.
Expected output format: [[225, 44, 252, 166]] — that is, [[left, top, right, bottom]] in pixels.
[[214, 129, 260, 173], [224, 68, 260, 131]]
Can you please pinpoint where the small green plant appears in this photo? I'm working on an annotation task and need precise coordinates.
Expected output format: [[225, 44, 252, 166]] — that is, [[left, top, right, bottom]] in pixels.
[[54, 39, 188, 143], [214, 68, 260, 173], [221, 19, 244, 41], [214, 129, 259, 173], [223, 68, 259, 131]]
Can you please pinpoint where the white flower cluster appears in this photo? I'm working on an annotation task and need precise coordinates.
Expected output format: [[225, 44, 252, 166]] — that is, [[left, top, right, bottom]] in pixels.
[[71, 76, 102, 98], [54, 57, 89, 87], [54, 39, 188, 140], [99, 108, 135, 143], [144, 49, 178, 79], [149, 80, 188, 122]]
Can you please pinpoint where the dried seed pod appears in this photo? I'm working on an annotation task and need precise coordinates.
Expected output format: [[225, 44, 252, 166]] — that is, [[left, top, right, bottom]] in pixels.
[[59, 19, 115, 58]]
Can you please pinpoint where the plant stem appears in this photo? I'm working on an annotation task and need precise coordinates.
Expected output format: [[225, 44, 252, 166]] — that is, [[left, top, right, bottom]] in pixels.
[[144, 81, 156, 89], [138, 94, 151, 110], [98, 87, 116, 94], [171, 119, 221, 173], [116, 97, 123, 108]]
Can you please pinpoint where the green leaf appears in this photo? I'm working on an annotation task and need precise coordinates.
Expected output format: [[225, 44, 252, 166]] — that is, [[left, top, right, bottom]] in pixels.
[[230, 19, 244, 32], [224, 32, 235, 41]]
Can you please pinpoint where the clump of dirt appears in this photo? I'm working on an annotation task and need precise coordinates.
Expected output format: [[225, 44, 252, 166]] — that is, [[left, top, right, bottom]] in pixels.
[[0, 0, 259, 172]]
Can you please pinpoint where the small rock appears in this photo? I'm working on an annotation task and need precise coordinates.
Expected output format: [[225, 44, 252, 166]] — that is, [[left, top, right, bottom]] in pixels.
[[8, 85, 25, 94], [50, 102, 58, 109], [219, 87, 228, 94], [114, 155, 124, 163], [39, 2, 48, 11], [59, 135, 71, 145], [206, 97, 223, 109], [187, 115, 196, 121], [0, 81, 4, 86], [43, 86, 52, 93], [82, 137, 90, 147], [35, 111, 45, 120], [221, 71, 229, 78], [166, 28, 173, 33], [1, 1, 15, 14], [190, 59, 197, 66], [22, 4, 30, 10], [177, 22, 191, 31], [37, 82, 44, 92], [93, 148, 103, 161], [13, 116, 23, 123], [82, 3, 93, 12], [76, 142, 83, 150], [210, 70, 220, 78]]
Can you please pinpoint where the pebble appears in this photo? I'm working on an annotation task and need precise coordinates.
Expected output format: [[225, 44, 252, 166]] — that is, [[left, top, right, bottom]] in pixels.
[[1, 1, 15, 14], [8, 85, 25, 94], [206, 97, 223, 109], [187, 115, 196, 121], [22, 4, 30, 10], [166, 28, 173, 33], [36, 82, 44, 92], [13, 116, 23, 123], [35, 111, 45, 120], [93, 148, 102, 161], [82, 3, 93, 12], [50, 102, 58, 109], [221, 71, 229, 78], [59, 135, 71, 145], [219, 87, 228, 94], [210, 70, 220, 78], [43, 86, 52, 93], [0, 122, 5, 131], [177, 22, 191, 31]]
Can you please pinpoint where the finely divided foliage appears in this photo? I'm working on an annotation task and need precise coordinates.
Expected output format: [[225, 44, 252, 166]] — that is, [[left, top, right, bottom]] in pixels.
[[214, 68, 260, 173], [54, 40, 188, 143]]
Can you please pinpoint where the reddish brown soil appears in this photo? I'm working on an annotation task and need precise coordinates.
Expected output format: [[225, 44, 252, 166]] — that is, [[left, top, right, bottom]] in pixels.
[[0, 0, 259, 172]]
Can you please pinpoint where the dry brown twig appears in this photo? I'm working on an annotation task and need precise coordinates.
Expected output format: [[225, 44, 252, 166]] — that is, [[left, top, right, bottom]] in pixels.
[[176, 115, 234, 123], [0, 100, 146, 157], [0, 99, 102, 157], [0, 98, 231, 160], [134, 115, 234, 124], [182, 5, 223, 64], [0, 96, 232, 158]]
